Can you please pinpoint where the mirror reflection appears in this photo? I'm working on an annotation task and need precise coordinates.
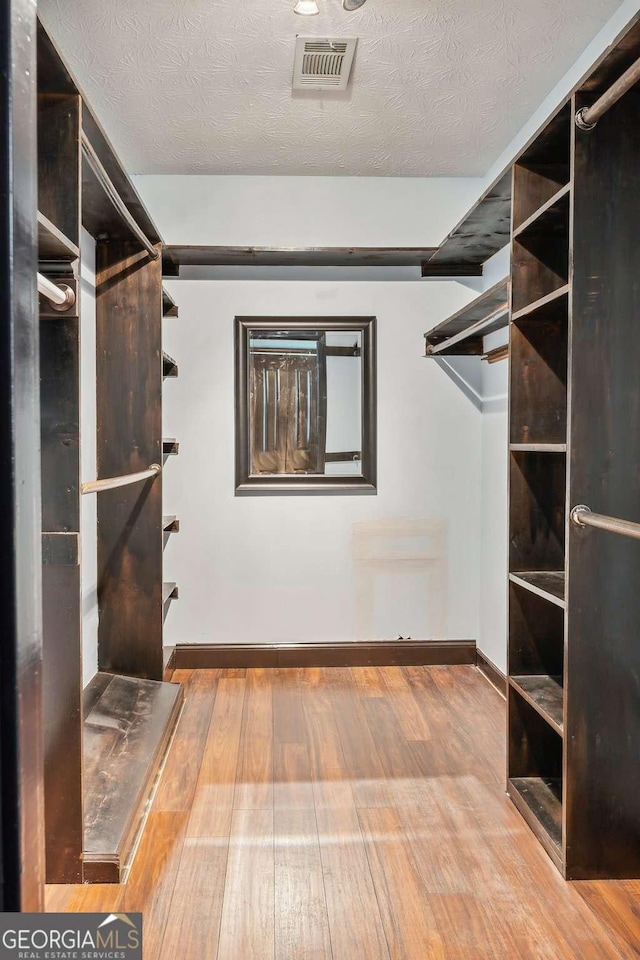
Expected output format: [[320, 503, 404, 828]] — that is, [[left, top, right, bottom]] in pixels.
[[249, 330, 362, 477]]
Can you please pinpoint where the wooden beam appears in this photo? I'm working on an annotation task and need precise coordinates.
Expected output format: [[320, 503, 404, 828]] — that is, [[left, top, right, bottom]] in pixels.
[[166, 246, 438, 269]]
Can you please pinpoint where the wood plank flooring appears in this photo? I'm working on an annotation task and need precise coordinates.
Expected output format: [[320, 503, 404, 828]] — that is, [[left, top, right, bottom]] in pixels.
[[46, 666, 640, 958]]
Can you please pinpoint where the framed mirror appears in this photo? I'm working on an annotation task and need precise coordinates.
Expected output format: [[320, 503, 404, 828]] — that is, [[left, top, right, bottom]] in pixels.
[[235, 316, 376, 494]]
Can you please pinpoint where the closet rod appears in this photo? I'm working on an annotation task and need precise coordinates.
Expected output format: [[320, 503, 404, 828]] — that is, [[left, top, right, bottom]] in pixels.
[[570, 504, 640, 542], [38, 272, 76, 310], [81, 463, 161, 495], [81, 132, 160, 261], [575, 56, 640, 130]]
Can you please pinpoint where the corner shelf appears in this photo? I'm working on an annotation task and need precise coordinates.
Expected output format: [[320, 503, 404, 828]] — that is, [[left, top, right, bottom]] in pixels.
[[509, 572, 565, 608], [162, 516, 180, 534], [421, 170, 512, 276], [424, 279, 509, 356], [162, 351, 178, 379], [38, 211, 79, 261], [510, 675, 564, 736]]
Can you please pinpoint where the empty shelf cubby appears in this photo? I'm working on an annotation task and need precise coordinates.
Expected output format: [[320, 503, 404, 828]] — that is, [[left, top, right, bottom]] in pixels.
[[510, 291, 568, 447], [509, 450, 566, 573], [509, 580, 564, 678], [512, 104, 571, 231], [508, 690, 563, 862], [512, 231, 570, 316]]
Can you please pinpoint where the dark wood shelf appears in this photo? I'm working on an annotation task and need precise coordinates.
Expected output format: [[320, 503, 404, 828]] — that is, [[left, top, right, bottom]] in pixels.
[[512, 183, 571, 241], [508, 777, 563, 869], [509, 572, 565, 608], [162, 582, 178, 605], [74, 70, 163, 249], [162, 516, 180, 533], [510, 444, 566, 453], [424, 279, 509, 356], [38, 211, 79, 260], [163, 288, 179, 317], [164, 246, 438, 270], [422, 170, 512, 276], [163, 438, 179, 457], [512, 284, 570, 322], [510, 675, 564, 736], [163, 351, 178, 379], [83, 673, 183, 882]]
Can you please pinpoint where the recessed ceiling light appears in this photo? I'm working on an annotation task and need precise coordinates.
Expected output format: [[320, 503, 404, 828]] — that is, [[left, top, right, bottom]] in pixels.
[[294, 0, 320, 14], [343, 0, 367, 9]]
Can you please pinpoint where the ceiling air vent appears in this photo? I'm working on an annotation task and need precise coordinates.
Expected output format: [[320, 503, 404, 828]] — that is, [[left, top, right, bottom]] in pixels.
[[292, 37, 358, 91]]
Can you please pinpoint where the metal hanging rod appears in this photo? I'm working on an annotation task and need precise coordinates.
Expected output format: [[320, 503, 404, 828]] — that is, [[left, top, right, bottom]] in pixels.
[[570, 504, 640, 542], [81, 132, 160, 261], [38, 272, 76, 311], [427, 306, 510, 357], [575, 56, 640, 130], [81, 463, 161, 495]]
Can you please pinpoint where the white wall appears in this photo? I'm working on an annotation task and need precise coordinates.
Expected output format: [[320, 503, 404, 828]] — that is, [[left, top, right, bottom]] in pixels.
[[134, 176, 484, 248], [80, 229, 99, 686], [479, 329, 509, 673], [162, 280, 483, 646]]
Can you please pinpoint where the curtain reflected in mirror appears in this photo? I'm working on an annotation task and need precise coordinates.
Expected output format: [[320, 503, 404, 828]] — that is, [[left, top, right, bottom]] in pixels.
[[236, 318, 376, 494]]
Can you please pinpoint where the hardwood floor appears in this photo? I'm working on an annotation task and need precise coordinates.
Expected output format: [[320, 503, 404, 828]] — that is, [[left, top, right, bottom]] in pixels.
[[45, 666, 640, 958]]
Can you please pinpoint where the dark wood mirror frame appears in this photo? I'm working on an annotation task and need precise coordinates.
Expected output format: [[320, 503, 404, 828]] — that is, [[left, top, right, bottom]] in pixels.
[[235, 316, 377, 495]]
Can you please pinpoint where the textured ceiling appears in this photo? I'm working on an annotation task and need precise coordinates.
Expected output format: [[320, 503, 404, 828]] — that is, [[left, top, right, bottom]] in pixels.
[[39, 0, 625, 176]]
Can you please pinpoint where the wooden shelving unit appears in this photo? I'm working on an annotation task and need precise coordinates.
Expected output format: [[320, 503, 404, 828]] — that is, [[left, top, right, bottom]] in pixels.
[[36, 19, 182, 887], [508, 98, 571, 875], [508, 26, 640, 879], [37, 28, 84, 885], [161, 292, 179, 636], [424, 279, 509, 357]]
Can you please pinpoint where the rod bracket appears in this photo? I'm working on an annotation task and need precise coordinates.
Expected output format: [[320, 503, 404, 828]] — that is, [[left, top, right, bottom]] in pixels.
[[571, 504, 592, 526], [575, 107, 598, 131], [46, 283, 76, 312]]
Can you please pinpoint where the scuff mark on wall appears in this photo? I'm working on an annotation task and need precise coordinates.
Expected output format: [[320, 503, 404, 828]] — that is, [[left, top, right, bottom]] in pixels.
[[352, 517, 448, 641]]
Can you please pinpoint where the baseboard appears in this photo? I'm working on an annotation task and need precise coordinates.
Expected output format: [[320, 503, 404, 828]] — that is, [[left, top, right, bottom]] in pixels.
[[174, 639, 477, 670], [476, 650, 507, 697]]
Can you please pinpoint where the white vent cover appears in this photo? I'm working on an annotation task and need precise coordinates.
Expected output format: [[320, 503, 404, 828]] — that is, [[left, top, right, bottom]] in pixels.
[[293, 37, 358, 91]]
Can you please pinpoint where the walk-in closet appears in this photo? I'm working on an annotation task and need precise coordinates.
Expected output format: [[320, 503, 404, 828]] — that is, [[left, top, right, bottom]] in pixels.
[[2, 0, 640, 955]]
